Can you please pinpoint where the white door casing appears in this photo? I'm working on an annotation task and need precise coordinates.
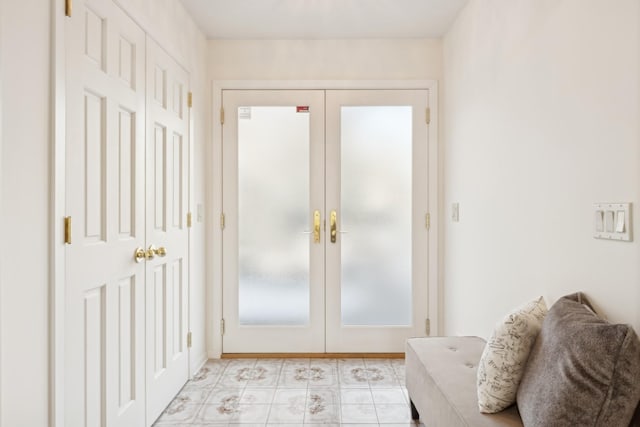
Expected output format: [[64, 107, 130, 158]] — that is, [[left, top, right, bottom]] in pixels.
[[65, 1, 146, 425], [145, 37, 191, 424]]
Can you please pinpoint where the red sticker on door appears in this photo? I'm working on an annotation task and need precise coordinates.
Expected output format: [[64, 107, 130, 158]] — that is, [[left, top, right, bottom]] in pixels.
[[296, 106, 310, 113]]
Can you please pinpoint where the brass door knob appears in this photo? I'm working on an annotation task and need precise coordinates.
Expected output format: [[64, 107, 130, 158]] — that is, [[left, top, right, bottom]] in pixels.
[[145, 245, 156, 260], [134, 247, 146, 263], [155, 246, 167, 257]]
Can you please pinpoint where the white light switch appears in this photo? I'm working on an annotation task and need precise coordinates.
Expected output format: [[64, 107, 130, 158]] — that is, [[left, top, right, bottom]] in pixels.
[[616, 211, 625, 232], [605, 211, 615, 232], [595, 210, 604, 232], [594, 203, 632, 242]]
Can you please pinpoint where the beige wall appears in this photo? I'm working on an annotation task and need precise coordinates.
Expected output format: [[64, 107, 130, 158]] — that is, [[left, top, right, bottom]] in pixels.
[[208, 39, 442, 80], [442, 0, 640, 337], [206, 38, 443, 355], [0, 0, 51, 425], [0, 1, 208, 425]]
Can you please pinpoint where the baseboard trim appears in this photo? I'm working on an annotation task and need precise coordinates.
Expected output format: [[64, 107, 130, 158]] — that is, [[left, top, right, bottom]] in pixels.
[[221, 353, 405, 359], [191, 354, 208, 377]]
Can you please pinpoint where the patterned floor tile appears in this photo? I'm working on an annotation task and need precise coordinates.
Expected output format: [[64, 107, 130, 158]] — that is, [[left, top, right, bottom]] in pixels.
[[153, 358, 413, 427], [240, 387, 277, 404], [372, 388, 407, 405], [341, 388, 374, 405], [341, 404, 379, 423], [155, 401, 202, 424], [272, 388, 307, 406], [376, 403, 413, 423], [305, 403, 341, 424], [267, 403, 305, 423]]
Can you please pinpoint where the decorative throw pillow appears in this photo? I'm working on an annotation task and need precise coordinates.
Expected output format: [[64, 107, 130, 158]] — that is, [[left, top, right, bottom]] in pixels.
[[517, 292, 640, 427], [476, 296, 547, 413]]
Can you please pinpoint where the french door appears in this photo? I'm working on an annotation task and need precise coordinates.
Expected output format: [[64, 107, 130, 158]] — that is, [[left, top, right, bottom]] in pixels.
[[65, 1, 190, 425], [222, 89, 430, 353]]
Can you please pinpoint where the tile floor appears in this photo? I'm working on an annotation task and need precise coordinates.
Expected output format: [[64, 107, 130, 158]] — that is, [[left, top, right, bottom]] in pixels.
[[153, 358, 425, 426]]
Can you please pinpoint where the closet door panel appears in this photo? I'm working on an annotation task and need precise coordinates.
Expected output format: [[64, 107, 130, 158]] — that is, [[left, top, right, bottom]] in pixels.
[[145, 36, 191, 425], [65, 1, 146, 426]]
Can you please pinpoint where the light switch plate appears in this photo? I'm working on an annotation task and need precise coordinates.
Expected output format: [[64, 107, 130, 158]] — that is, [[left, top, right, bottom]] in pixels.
[[594, 203, 632, 241]]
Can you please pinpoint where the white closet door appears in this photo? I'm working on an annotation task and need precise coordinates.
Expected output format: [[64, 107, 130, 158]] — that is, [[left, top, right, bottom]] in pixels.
[[65, 1, 146, 426], [145, 37, 191, 424]]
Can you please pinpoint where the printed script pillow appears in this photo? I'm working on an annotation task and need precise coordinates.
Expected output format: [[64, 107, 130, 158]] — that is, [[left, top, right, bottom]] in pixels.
[[476, 296, 547, 413], [517, 292, 640, 427]]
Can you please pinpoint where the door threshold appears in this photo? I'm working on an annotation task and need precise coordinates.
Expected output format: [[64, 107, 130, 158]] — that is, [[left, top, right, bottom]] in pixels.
[[221, 353, 404, 359]]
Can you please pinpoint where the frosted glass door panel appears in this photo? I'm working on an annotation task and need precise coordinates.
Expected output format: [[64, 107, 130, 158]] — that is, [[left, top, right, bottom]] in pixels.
[[238, 106, 310, 325], [341, 106, 412, 326]]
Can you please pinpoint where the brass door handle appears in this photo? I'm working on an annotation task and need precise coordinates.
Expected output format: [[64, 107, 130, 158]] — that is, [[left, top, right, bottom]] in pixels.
[[313, 210, 321, 243], [145, 245, 156, 260], [302, 210, 321, 243], [329, 211, 349, 242], [330, 210, 337, 243], [136, 245, 166, 262], [134, 247, 146, 263]]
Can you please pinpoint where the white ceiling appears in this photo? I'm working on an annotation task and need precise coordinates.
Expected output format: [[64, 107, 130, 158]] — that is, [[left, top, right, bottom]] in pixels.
[[179, 0, 468, 40]]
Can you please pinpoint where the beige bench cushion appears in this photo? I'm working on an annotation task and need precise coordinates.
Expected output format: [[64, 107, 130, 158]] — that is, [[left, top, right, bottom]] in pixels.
[[406, 337, 523, 427]]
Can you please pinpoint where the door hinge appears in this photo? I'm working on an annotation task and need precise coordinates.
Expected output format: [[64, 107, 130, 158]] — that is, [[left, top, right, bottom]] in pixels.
[[220, 318, 225, 336], [220, 213, 225, 230], [65, 0, 72, 17], [426, 318, 431, 335], [64, 216, 72, 244], [187, 212, 193, 228], [187, 92, 193, 108], [187, 331, 192, 348], [425, 212, 431, 230], [220, 108, 225, 125], [426, 107, 431, 125]]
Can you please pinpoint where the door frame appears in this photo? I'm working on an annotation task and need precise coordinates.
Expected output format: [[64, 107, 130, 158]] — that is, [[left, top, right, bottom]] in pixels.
[[51, 2, 68, 425], [209, 80, 440, 357]]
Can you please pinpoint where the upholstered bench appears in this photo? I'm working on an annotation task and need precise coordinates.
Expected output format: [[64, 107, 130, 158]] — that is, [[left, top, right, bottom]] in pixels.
[[406, 293, 640, 427], [405, 336, 523, 427]]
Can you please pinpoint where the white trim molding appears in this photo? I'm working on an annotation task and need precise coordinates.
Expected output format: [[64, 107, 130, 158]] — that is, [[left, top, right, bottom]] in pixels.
[[51, 0, 67, 426], [0, 0, 4, 423]]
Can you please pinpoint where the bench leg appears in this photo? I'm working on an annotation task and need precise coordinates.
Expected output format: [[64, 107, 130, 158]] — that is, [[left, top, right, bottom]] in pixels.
[[410, 399, 420, 420]]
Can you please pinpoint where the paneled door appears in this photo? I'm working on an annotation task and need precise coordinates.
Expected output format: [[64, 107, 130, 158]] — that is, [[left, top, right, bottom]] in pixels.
[[65, 1, 146, 426], [66, 2, 191, 426], [222, 90, 326, 353], [221, 89, 430, 353], [145, 37, 191, 423], [324, 90, 429, 352]]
